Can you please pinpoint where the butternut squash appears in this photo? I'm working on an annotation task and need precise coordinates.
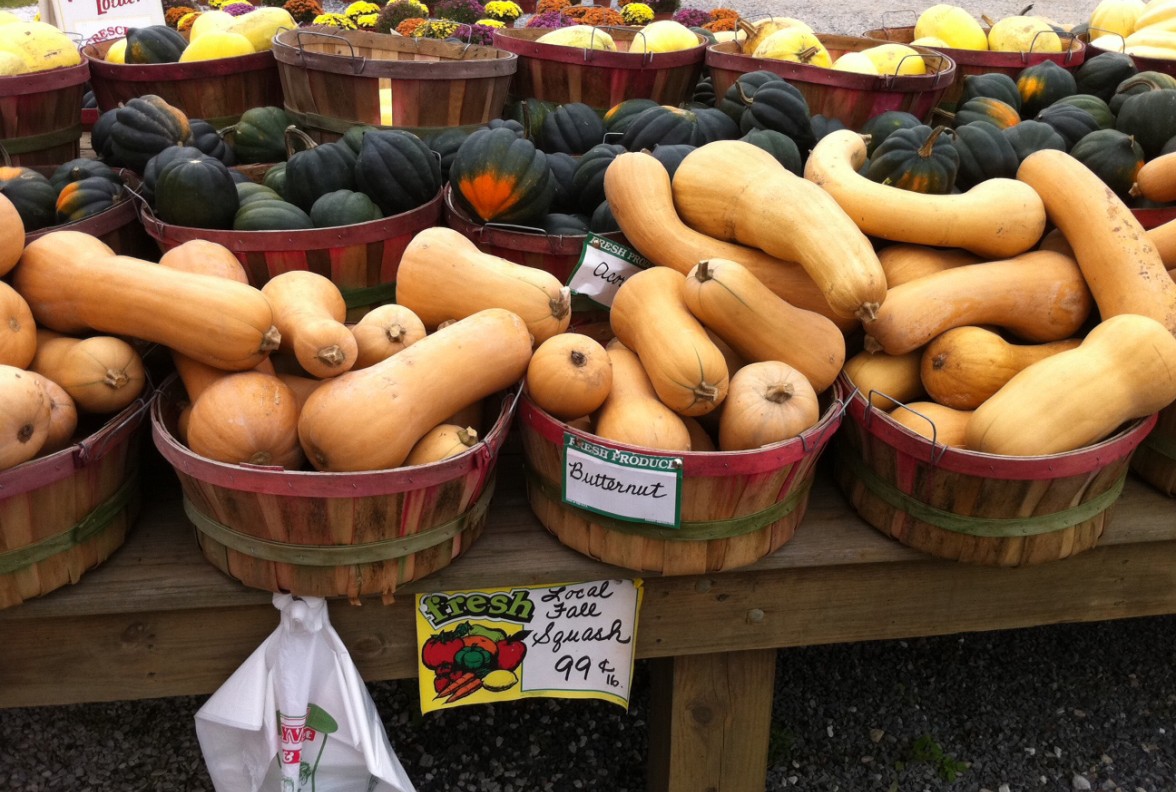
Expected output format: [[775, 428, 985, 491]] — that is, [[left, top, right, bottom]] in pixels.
[[186, 371, 304, 469], [28, 372, 77, 456], [1017, 149, 1176, 334], [298, 308, 533, 472], [888, 401, 972, 448], [404, 424, 479, 466], [1133, 151, 1176, 203], [1150, 218, 1176, 269], [0, 279, 35, 369], [719, 361, 820, 451], [682, 416, 717, 452], [805, 129, 1047, 258], [841, 349, 925, 410], [673, 141, 887, 322], [29, 331, 146, 414], [262, 271, 357, 378], [13, 231, 281, 371], [966, 313, 1176, 456], [276, 372, 323, 411], [682, 258, 845, 393], [593, 340, 691, 451], [920, 326, 1082, 410], [158, 239, 249, 283], [396, 227, 570, 345], [876, 244, 982, 287], [0, 192, 24, 279], [525, 333, 613, 420], [863, 250, 1092, 355], [350, 303, 427, 369], [0, 364, 50, 469], [603, 150, 856, 332], [610, 266, 729, 416], [443, 399, 485, 434]]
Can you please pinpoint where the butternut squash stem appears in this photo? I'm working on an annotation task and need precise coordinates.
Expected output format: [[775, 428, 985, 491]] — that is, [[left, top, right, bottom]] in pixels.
[[103, 368, 129, 389], [458, 428, 478, 446], [695, 260, 713, 282], [385, 323, 406, 343], [260, 325, 282, 353], [765, 383, 794, 404], [551, 287, 571, 321], [570, 350, 587, 367], [317, 345, 347, 367]]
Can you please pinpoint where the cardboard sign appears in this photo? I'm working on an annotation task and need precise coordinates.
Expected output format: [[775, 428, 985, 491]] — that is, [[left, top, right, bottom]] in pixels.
[[415, 579, 643, 713], [563, 433, 683, 528], [39, 0, 165, 47], [566, 233, 651, 309]]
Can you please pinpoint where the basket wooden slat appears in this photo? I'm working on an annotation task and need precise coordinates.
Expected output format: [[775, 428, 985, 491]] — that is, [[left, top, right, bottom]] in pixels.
[[519, 386, 845, 575], [493, 27, 706, 110], [151, 375, 519, 602], [0, 392, 150, 609], [0, 62, 89, 166], [136, 189, 442, 320], [832, 373, 1156, 565], [82, 39, 282, 128], [706, 35, 956, 130], [272, 27, 516, 143], [1131, 402, 1176, 496], [863, 25, 1086, 112]]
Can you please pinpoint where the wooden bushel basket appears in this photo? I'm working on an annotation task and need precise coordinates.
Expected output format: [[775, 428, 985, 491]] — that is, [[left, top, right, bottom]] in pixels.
[[706, 35, 956, 130], [493, 27, 707, 110], [136, 189, 442, 320], [863, 24, 1086, 112], [271, 27, 517, 143], [1085, 35, 1176, 79], [82, 39, 283, 127], [151, 375, 519, 602], [1131, 403, 1176, 496], [0, 389, 151, 609], [518, 385, 845, 575], [832, 373, 1157, 566], [0, 61, 89, 167]]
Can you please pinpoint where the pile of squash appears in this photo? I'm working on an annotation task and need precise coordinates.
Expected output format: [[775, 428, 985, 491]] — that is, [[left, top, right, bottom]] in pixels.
[[0, 159, 129, 233], [0, 17, 81, 76], [100, 12, 295, 65], [1087, 0, 1176, 60]]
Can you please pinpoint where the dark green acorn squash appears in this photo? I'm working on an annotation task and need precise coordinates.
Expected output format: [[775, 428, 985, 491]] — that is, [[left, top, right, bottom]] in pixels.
[[233, 199, 315, 231], [546, 151, 579, 214], [226, 107, 294, 164], [283, 136, 358, 213], [1035, 103, 1101, 150], [950, 121, 1019, 189], [716, 70, 783, 124], [1109, 72, 1176, 114], [91, 108, 119, 162], [448, 126, 554, 224], [353, 129, 441, 216], [487, 118, 526, 138], [571, 143, 626, 215], [310, 189, 383, 228], [188, 119, 237, 166], [540, 212, 591, 236], [952, 96, 1021, 130], [737, 80, 814, 153], [342, 124, 378, 154], [109, 95, 192, 173], [236, 181, 283, 207], [428, 127, 471, 183], [1075, 52, 1137, 103], [1114, 89, 1176, 159], [124, 25, 188, 64], [860, 110, 923, 157], [647, 143, 696, 179], [1016, 60, 1077, 117], [1002, 119, 1067, 162], [540, 103, 607, 155], [620, 105, 740, 152], [0, 167, 57, 231], [1069, 128, 1144, 199], [693, 75, 716, 107], [809, 114, 847, 141], [55, 177, 123, 224], [604, 98, 662, 135], [262, 162, 287, 197], [1052, 94, 1115, 129], [142, 145, 209, 202], [590, 199, 619, 233], [866, 125, 959, 194], [960, 72, 1022, 113], [154, 155, 240, 229], [48, 158, 122, 193], [739, 128, 802, 176]]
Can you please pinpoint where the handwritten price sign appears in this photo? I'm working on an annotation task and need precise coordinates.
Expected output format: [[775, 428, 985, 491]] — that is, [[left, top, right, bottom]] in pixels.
[[566, 233, 650, 309], [415, 579, 643, 713]]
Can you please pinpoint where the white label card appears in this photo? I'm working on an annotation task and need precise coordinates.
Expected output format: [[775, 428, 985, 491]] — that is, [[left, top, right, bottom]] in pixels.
[[566, 233, 651, 309], [40, 0, 165, 46], [562, 434, 682, 528]]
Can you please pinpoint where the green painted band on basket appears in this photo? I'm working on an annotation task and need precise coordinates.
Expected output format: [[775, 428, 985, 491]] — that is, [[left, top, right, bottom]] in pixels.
[[1140, 429, 1176, 462], [843, 452, 1126, 538], [0, 470, 138, 575], [283, 108, 488, 139], [525, 468, 812, 541], [185, 478, 495, 567], [1, 123, 84, 155], [339, 281, 395, 310]]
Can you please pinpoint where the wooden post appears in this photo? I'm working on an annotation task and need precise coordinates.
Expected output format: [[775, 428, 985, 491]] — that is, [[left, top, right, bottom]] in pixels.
[[647, 648, 778, 792]]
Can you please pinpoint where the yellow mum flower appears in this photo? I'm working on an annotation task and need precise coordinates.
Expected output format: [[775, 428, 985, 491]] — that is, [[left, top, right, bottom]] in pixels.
[[621, 2, 653, 25], [477, 17, 505, 27], [313, 12, 358, 27]]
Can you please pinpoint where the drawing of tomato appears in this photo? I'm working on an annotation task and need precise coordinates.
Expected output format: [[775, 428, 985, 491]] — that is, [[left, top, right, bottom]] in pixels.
[[421, 631, 464, 670]]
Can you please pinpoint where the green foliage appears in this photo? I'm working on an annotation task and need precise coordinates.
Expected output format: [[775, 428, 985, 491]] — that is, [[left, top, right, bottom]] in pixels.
[[900, 734, 969, 782]]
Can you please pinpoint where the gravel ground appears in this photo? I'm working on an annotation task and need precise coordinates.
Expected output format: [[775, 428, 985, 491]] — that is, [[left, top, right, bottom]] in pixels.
[[12, 0, 1173, 791]]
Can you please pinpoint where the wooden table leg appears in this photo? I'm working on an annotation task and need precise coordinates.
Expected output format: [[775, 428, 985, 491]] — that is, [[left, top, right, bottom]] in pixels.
[[646, 648, 778, 792]]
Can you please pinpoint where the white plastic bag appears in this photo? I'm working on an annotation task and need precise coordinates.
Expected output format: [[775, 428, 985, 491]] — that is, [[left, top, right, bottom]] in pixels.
[[196, 593, 416, 792]]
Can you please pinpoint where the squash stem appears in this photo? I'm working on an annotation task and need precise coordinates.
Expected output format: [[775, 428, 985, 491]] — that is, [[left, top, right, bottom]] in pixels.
[[919, 126, 948, 158], [260, 325, 283, 354], [764, 383, 794, 404], [694, 382, 721, 404], [856, 300, 881, 324], [317, 345, 348, 368], [103, 368, 129, 389], [551, 287, 571, 321], [385, 323, 406, 344], [695, 260, 713, 282], [570, 350, 587, 367]]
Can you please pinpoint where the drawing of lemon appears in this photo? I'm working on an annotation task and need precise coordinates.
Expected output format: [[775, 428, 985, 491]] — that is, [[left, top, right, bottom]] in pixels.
[[482, 669, 519, 693]]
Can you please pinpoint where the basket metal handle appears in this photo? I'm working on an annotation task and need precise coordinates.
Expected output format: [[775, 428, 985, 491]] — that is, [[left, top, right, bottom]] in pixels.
[[1079, 26, 1125, 51], [292, 28, 367, 74], [865, 394, 950, 465], [800, 387, 855, 453], [875, 9, 917, 34]]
